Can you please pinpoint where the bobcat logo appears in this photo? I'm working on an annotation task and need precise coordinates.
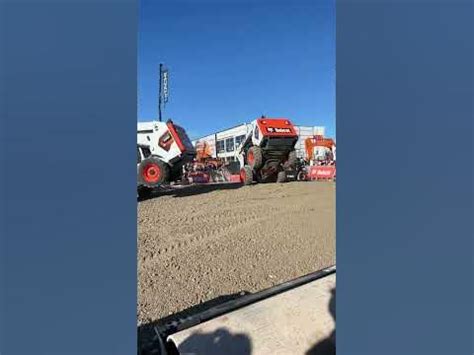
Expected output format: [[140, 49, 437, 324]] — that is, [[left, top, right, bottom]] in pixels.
[[267, 127, 291, 133]]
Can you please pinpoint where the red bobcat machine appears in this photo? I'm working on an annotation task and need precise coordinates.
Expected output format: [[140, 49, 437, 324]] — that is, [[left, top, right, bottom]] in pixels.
[[137, 119, 196, 198], [181, 140, 226, 184], [237, 117, 299, 185], [304, 135, 336, 181]]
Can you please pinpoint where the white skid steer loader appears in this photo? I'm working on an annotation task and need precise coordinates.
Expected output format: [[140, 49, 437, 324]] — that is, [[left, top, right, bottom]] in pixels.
[[137, 119, 195, 198]]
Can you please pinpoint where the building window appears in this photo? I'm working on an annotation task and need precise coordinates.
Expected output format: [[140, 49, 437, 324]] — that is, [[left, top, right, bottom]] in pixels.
[[235, 134, 246, 147], [216, 140, 225, 153], [225, 137, 234, 152]]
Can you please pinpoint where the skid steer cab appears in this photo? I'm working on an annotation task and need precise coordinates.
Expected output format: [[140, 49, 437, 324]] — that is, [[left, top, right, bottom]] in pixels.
[[137, 120, 196, 198], [237, 117, 299, 185]]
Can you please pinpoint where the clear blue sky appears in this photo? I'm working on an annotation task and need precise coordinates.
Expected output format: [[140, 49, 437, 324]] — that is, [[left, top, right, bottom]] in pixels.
[[138, 0, 335, 140]]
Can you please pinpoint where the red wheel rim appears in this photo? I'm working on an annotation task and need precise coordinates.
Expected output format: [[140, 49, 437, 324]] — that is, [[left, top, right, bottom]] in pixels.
[[247, 150, 254, 164], [240, 168, 246, 182], [143, 163, 161, 183]]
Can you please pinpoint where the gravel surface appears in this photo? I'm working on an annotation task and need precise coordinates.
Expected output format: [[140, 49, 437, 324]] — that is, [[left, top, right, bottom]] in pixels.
[[138, 181, 335, 328]]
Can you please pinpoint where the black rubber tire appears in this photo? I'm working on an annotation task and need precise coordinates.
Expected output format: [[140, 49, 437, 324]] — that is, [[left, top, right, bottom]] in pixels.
[[297, 170, 307, 181], [247, 146, 263, 170], [137, 186, 152, 199], [259, 173, 277, 183], [284, 150, 297, 169], [240, 165, 254, 185], [138, 156, 170, 187], [276, 170, 287, 183]]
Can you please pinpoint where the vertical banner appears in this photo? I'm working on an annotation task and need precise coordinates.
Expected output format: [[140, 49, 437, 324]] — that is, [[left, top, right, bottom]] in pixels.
[[161, 66, 169, 105]]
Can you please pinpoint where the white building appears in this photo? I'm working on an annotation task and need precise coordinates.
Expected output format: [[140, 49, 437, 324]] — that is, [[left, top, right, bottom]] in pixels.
[[192, 122, 325, 162]]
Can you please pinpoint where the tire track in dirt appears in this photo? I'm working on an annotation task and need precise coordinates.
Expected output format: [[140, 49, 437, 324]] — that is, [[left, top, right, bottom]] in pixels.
[[138, 182, 335, 325], [143, 205, 307, 261]]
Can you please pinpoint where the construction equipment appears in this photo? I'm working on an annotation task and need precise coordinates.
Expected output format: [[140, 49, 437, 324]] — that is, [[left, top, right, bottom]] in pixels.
[[137, 144, 157, 198], [237, 117, 299, 185], [182, 140, 224, 184], [304, 135, 336, 165], [303, 135, 336, 181], [181, 159, 241, 184], [285, 157, 310, 182], [137, 119, 195, 196], [194, 140, 213, 161], [193, 140, 225, 171]]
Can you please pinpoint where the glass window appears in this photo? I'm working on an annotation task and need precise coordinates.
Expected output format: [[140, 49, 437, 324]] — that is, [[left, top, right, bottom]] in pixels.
[[216, 140, 225, 153], [142, 147, 151, 158], [235, 134, 246, 147], [225, 137, 234, 152]]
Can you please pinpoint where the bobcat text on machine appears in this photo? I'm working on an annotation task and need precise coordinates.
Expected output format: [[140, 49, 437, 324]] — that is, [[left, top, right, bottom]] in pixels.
[[237, 117, 299, 185], [137, 119, 196, 198]]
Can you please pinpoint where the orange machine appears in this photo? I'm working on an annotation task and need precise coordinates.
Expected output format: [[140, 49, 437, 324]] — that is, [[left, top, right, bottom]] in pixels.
[[195, 140, 213, 161], [193, 140, 223, 170], [304, 135, 336, 162]]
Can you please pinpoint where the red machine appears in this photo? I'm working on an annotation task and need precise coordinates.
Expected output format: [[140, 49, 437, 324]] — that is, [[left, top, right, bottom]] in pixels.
[[194, 140, 223, 169], [304, 135, 336, 181], [238, 117, 299, 185], [182, 139, 242, 184], [304, 135, 336, 163]]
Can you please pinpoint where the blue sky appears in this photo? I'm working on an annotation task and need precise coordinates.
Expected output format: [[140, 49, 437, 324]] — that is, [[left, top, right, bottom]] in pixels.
[[138, 0, 335, 140]]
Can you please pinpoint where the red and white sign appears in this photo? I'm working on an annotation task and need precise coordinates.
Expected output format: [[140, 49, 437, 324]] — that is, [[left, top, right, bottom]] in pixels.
[[228, 174, 241, 183], [309, 166, 336, 180], [256, 118, 297, 137]]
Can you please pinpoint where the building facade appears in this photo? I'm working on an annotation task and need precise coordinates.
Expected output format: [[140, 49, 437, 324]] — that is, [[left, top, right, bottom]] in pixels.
[[192, 122, 326, 162]]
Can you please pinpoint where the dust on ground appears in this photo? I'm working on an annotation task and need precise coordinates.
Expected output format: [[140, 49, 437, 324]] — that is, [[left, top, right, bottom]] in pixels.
[[138, 181, 335, 326]]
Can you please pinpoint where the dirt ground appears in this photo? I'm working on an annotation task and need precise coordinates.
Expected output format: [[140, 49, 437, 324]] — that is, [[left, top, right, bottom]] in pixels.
[[138, 181, 335, 331]]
